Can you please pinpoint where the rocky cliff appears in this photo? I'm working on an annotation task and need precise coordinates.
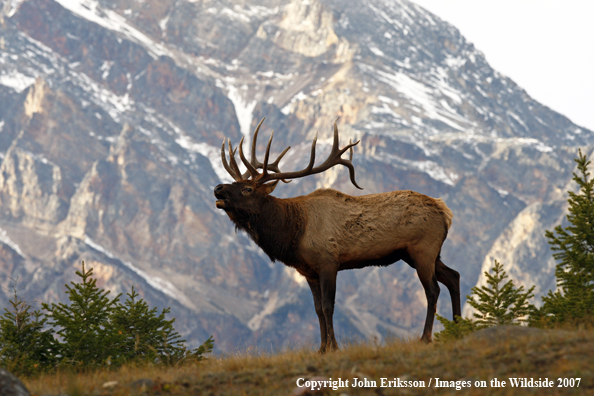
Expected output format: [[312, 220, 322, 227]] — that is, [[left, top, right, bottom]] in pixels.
[[0, 0, 592, 350]]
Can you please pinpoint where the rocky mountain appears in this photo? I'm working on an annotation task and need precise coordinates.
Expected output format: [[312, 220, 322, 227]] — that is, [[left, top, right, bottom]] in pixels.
[[0, 0, 592, 351]]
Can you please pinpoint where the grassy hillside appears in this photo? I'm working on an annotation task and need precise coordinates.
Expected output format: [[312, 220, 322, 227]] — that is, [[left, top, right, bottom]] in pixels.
[[23, 326, 593, 395]]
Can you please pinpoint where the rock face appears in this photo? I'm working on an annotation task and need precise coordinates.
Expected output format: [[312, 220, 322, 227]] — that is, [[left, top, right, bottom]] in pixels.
[[0, 369, 30, 396], [0, 0, 592, 350]]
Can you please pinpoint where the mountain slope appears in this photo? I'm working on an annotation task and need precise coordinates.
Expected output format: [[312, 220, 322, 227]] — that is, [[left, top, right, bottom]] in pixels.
[[0, 0, 591, 350]]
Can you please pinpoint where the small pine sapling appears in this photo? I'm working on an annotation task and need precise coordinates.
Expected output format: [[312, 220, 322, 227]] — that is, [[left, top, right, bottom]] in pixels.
[[0, 278, 56, 376], [110, 286, 214, 365], [42, 261, 123, 368], [111, 286, 186, 364], [434, 314, 476, 342], [468, 260, 535, 327], [435, 260, 535, 342]]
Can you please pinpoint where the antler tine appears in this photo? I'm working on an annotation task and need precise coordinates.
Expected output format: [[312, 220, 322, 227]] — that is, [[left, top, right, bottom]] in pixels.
[[261, 130, 273, 176], [332, 117, 340, 151], [227, 138, 243, 180], [330, 118, 357, 159], [239, 118, 265, 179], [254, 130, 293, 183], [256, 119, 363, 189], [250, 118, 266, 168], [306, 133, 318, 173], [349, 139, 354, 161], [261, 130, 291, 175], [238, 136, 260, 179], [221, 138, 243, 182], [270, 146, 291, 168], [342, 139, 363, 190], [268, 146, 291, 183]]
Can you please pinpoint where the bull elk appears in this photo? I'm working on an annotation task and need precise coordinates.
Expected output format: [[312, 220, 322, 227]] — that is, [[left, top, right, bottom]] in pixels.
[[214, 118, 460, 352]]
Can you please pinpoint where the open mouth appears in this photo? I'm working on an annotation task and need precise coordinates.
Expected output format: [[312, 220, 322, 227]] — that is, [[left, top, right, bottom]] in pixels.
[[215, 198, 228, 209], [214, 190, 229, 209]]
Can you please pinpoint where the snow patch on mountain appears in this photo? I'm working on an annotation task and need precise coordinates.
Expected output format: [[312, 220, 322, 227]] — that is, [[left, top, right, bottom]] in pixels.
[[360, 64, 470, 132], [0, 70, 36, 93], [0, 228, 25, 257], [54, 0, 170, 58], [226, 83, 257, 138]]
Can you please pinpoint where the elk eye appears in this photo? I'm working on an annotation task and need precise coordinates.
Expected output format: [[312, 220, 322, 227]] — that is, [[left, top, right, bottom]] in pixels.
[[241, 187, 253, 195]]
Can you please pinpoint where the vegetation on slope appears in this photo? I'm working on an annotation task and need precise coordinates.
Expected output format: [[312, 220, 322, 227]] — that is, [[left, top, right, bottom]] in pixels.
[[21, 326, 594, 395], [0, 263, 213, 377]]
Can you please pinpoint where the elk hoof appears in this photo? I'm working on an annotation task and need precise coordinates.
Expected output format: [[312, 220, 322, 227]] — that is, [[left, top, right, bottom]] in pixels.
[[420, 335, 432, 344], [318, 343, 339, 353]]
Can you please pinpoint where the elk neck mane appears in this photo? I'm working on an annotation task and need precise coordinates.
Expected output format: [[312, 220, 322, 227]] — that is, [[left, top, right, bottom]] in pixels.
[[230, 195, 306, 265]]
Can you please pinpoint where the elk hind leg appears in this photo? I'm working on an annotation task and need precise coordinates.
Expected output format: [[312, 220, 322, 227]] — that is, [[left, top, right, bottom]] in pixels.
[[412, 252, 440, 343], [306, 278, 328, 353], [435, 258, 461, 320]]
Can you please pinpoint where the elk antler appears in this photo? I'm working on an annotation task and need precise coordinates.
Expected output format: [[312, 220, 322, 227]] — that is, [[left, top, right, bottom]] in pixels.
[[221, 140, 242, 181], [255, 119, 362, 189], [238, 118, 291, 180], [221, 118, 362, 190], [221, 118, 290, 182]]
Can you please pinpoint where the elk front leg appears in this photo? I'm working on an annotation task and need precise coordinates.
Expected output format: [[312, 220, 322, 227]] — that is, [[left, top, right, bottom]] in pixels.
[[306, 278, 328, 353], [319, 269, 339, 352]]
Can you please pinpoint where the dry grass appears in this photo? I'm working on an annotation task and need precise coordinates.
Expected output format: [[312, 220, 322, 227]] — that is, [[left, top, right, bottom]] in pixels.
[[23, 327, 594, 396]]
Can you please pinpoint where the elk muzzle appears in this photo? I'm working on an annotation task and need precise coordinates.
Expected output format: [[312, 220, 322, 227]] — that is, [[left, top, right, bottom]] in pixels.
[[214, 184, 229, 209]]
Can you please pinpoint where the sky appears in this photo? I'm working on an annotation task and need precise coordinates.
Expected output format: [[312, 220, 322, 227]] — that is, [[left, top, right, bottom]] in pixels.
[[411, 0, 594, 132]]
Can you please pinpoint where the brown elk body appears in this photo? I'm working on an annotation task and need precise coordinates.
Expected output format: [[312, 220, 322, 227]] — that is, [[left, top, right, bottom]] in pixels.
[[214, 119, 461, 352]]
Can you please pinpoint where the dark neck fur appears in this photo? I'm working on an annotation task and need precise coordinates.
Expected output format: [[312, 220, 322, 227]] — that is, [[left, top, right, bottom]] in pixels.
[[230, 197, 305, 265]]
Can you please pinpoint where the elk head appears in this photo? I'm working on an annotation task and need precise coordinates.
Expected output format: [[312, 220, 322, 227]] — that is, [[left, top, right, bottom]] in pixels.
[[214, 118, 363, 215]]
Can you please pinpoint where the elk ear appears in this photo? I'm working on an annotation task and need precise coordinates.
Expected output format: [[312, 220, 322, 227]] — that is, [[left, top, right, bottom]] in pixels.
[[262, 180, 279, 194]]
